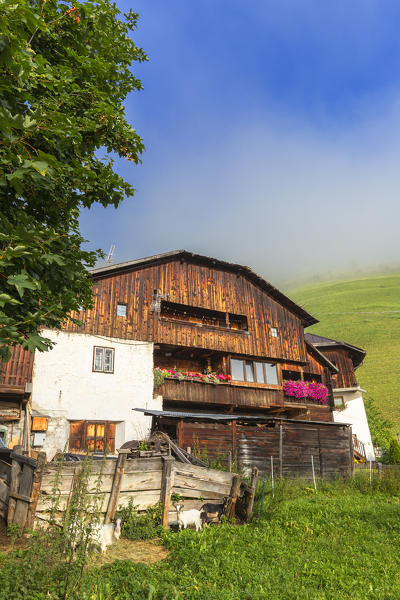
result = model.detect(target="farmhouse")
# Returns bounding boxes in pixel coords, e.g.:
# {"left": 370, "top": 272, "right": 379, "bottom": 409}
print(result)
{"left": 0, "top": 250, "right": 372, "bottom": 474}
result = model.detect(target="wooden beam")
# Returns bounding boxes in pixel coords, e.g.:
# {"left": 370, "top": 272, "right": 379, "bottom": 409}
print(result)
{"left": 227, "top": 475, "right": 241, "bottom": 520}
{"left": 26, "top": 451, "right": 46, "bottom": 530}
{"left": 161, "top": 456, "right": 174, "bottom": 528}
{"left": 105, "top": 451, "right": 127, "bottom": 523}
{"left": 246, "top": 467, "right": 258, "bottom": 519}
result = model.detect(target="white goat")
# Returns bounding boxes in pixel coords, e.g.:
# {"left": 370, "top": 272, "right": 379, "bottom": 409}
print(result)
{"left": 175, "top": 504, "right": 202, "bottom": 532}
{"left": 93, "top": 518, "right": 121, "bottom": 553}
{"left": 68, "top": 517, "right": 121, "bottom": 554}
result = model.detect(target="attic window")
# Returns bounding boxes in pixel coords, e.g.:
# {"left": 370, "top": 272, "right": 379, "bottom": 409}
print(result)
{"left": 160, "top": 301, "right": 248, "bottom": 331}
{"left": 117, "top": 303, "right": 127, "bottom": 317}
{"left": 271, "top": 327, "right": 278, "bottom": 337}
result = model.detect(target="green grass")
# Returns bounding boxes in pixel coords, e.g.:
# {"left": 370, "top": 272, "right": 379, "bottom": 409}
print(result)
{"left": 287, "top": 273, "right": 400, "bottom": 431}
{"left": 3, "top": 476, "right": 400, "bottom": 599}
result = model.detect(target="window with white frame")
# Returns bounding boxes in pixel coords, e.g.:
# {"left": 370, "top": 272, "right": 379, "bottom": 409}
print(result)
{"left": 271, "top": 327, "right": 278, "bottom": 337}
{"left": 231, "top": 358, "right": 278, "bottom": 385}
{"left": 93, "top": 347, "right": 114, "bottom": 373}
{"left": 117, "top": 303, "right": 127, "bottom": 317}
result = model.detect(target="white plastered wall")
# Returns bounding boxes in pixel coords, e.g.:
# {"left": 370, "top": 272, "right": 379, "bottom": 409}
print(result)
{"left": 332, "top": 388, "right": 375, "bottom": 461}
{"left": 31, "top": 330, "right": 161, "bottom": 459}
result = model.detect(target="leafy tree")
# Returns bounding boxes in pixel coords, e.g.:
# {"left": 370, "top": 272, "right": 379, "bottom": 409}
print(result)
{"left": 364, "top": 396, "right": 393, "bottom": 452}
{"left": 387, "top": 438, "right": 400, "bottom": 465}
{"left": 0, "top": 0, "right": 146, "bottom": 361}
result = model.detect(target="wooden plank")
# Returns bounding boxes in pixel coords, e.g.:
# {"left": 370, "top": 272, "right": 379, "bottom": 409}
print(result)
{"left": 173, "top": 475, "right": 231, "bottom": 496}
{"left": 246, "top": 467, "right": 258, "bottom": 519}
{"left": 105, "top": 452, "right": 126, "bottom": 523}
{"left": 26, "top": 452, "right": 46, "bottom": 530}
{"left": 172, "top": 486, "right": 226, "bottom": 500}
{"left": 173, "top": 462, "right": 234, "bottom": 484}
{"left": 36, "top": 489, "right": 162, "bottom": 513}
{"left": 160, "top": 456, "right": 174, "bottom": 529}
{"left": 12, "top": 463, "right": 34, "bottom": 529}
{"left": 227, "top": 475, "right": 241, "bottom": 519}
{"left": 7, "top": 446, "right": 22, "bottom": 524}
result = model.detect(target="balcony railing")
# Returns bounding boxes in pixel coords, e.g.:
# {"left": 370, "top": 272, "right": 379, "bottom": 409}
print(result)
{"left": 157, "top": 377, "right": 321, "bottom": 412}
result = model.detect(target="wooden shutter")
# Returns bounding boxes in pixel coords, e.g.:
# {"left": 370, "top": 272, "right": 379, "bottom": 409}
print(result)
{"left": 105, "top": 422, "right": 116, "bottom": 453}
{"left": 69, "top": 420, "right": 85, "bottom": 452}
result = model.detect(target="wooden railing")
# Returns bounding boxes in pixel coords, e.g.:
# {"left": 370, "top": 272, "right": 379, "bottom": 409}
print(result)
{"left": 353, "top": 434, "right": 366, "bottom": 460}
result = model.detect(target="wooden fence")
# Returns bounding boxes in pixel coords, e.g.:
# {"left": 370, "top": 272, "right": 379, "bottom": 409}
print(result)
{"left": 0, "top": 448, "right": 243, "bottom": 531}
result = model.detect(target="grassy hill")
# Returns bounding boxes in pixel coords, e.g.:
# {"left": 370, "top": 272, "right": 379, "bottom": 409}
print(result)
{"left": 287, "top": 273, "right": 400, "bottom": 432}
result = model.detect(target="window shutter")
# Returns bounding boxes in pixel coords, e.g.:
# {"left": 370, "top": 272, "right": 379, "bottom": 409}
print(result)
{"left": 69, "top": 421, "right": 85, "bottom": 452}
{"left": 105, "top": 422, "right": 116, "bottom": 453}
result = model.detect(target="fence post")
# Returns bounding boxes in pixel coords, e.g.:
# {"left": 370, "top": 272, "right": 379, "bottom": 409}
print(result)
{"left": 348, "top": 428, "right": 355, "bottom": 475}
{"left": 26, "top": 451, "right": 46, "bottom": 530}
{"left": 227, "top": 474, "right": 241, "bottom": 520}
{"left": 246, "top": 466, "right": 258, "bottom": 519}
{"left": 161, "top": 455, "right": 174, "bottom": 529}
{"left": 279, "top": 424, "right": 283, "bottom": 478}
{"left": 227, "top": 451, "right": 232, "bottom": 473}
{"left": 105, "top": 450, "right": 128, "bottom": 523}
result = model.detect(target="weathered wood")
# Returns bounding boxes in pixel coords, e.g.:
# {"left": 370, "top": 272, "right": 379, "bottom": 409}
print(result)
{"left": 246, "top": 467, "right": 258, "bottom": 519}
{"left": 105, "top": 452, "right": 127, "bottom": 523}
{"left": 227, "top": 475, "right": 241, "bottom": 520}
{"left": 7, "top": 446, "right": 23, "bottom": 525}
{"left": 12, "top": 462, "right": 34, "bottom": 529}
{"left": 26, "top": 452, "right": 46, "bottom": 530}
{"left": 173, "top": 475, "right": 231, "bottom": 496}
{"left": 172, "top": 486, "right": 227, "bottom": 500}
{"left": 160, "top": 456, "right": 174, "bottom": 529}
{"left": 9, "top": 452, "right": 37, "bottom": 468}
{"left": 174, "top": 462, "right": 233, "bottom": 484}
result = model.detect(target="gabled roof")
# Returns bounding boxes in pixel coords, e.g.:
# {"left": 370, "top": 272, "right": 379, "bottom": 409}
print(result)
{"left": 305, "top": 333, "right": 366, "bottom": 369}
{"left": 305, "top": 340, "right": 339, "bottom": 373}
{"left": 91, "top": 250, "right": 318, "bottom": 327}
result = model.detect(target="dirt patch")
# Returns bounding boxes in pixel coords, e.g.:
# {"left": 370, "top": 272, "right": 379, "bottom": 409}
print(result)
{"left": 88, "top": 538, "right": 169, "bottom": 567}
{"left": 0, "top": 520, "right": 29, "bottom": 554}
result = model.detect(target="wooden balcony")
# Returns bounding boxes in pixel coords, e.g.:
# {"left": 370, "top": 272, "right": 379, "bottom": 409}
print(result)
{"left": 157, "top": 378, "right": 313, "bottom": 415}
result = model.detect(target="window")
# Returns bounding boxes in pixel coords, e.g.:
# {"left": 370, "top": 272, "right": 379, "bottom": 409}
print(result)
{"left": 117, "top": 303, "right": 127, "bottom": 317}
{"left": 93, "top": 347, "right": 114, "bottom": 373}
{"left": 334, "top": 396, "right": 344, "bottom": 408}
{"left": 69, "top": 421, "right": 116, "bottom": 453}
{"left": 231, "top": 358, "right": 278, "bottom": 385}
{"left": 271, "top": 327, "right": 278, "bottom": 338}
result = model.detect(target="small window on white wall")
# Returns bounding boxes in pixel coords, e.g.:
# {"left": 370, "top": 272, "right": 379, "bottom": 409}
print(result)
{"left": 93, "top": 347, "right": 114, "bottom": 373}
{"left": 117, "top": 303, "right": 127, "bottom": 317}
{"left": 271, "top": 327, "right": 278, "bottom": 337}
{"left": 334, "top": 396, "right": 344, "bottom": 408}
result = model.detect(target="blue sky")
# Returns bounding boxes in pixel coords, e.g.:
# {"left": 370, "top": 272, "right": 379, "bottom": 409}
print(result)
{"left": 80, "top": 0, "right": 400, "bottom": 284}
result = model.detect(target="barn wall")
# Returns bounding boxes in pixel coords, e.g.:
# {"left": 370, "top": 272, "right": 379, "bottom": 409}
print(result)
{"left": 178, "top": 420, "right": 351, "bottom": 477}
{"left": 322, "top": 348, "right": 358, "bottom": 388}
{"left": 64, "top": 260, "right": 307, "bottom": 363}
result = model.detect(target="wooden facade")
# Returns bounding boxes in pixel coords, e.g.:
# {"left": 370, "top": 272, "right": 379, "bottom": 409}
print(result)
{"left": 322, "top": 348, "right": 358, "bottom": 389}
{"left": 66, "top": 254, "right": 314, "bottom": 363}
{"left": 0, "top": 251, "right": 364, "bottom": 470}
{"left": 174, "top": 418, "right": 352, "bottom": 477}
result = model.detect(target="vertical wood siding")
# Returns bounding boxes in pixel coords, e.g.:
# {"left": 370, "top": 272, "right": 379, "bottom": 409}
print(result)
{"left": 321, "top": 348, "right": 358, "bottom": 388}
{"left": 179, "top": 420, "right": 351, "bottom": 477}
{"left": 64, "top": 260, "right": 307, "bottom": 363}
{"left": 0, "top": 347, "right": 33, "bottom": 388}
